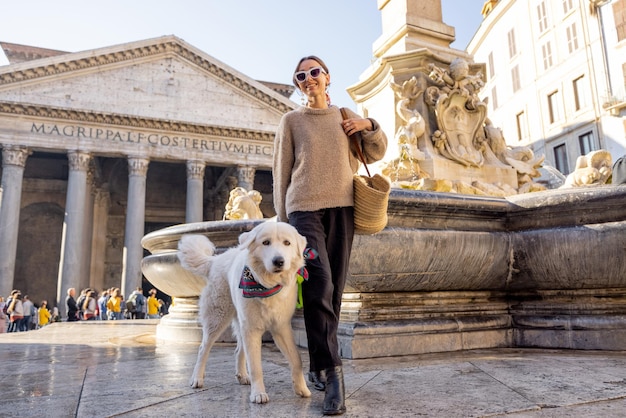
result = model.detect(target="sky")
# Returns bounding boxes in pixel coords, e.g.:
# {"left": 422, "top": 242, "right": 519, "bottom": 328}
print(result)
{"left": 0, "top": 0, "right": 486, "bottom": 110}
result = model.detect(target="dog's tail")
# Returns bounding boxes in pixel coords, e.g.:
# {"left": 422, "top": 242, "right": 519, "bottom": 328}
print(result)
{"left": 177, "top": 234, "right": 216, "bottom": 278}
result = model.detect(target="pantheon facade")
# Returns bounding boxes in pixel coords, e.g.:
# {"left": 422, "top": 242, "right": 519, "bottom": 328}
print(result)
{"left": 0, "top": 36, "right": 295, "bottom": 316}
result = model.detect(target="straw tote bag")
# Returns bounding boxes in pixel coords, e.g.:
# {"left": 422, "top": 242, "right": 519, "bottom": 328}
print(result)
{"left": 341, "top": 108, "right": 391, "bottom": 235}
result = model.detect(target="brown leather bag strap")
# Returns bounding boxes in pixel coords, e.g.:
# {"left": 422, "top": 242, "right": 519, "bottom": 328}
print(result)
{"left": 340, "top": 107, "right": 371, "bottom": 177}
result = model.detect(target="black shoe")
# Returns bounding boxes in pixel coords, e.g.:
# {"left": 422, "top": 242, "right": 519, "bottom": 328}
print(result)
{"left": 323, "top": 366, "right": 346, "bottom": 415}
{"left": 308, "top": 370, "right": 326, "bottom": 391}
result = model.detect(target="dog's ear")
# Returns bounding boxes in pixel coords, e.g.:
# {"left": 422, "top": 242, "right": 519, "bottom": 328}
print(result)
{"left": 295, "top": 233, "right": 307, "bottom": 259}
{"left": 238, "top": 228, "right": 257, "bottom": 248}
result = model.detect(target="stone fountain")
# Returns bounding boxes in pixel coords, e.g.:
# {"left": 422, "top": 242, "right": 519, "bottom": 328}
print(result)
{"left": 141, "top": 0, "right": 626, "bottom": 357}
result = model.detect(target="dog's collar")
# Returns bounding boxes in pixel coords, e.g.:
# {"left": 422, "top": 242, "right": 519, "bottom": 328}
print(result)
{"left": 239, "top": 266, "right": 282, "bottom": 298}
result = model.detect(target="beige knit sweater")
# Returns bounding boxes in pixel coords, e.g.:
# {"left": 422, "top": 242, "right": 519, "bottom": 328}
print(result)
{"left": 273, "top": 105, "right": 388, "bottom": 222}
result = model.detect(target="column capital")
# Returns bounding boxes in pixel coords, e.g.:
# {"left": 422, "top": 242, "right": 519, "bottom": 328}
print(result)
{"left": 2, "top": 145, "right": 31, "bottom": 168}
{"left": 186, "top": 160, "right": 206, "bottom": 181}
{"left": 67, "top": 150, "right": 92, "bottom": 171}
{"left": 128, "top": 157, "right": 150, "bottom": 177}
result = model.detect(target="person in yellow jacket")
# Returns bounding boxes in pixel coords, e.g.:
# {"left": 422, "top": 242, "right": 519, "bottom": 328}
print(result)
{"left": 38, "top": 300, "right": 51, "bottom": 327}
{"left": 146, "top": 288, "right": 161, "bottom": 319}
{"left": 106, "top": 288, "right": 123, "bottom": 320}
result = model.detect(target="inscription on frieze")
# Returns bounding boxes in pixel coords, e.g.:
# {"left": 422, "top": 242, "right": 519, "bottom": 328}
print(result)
{"left": 29, "top": 123, "right": 273, "bottom": 156}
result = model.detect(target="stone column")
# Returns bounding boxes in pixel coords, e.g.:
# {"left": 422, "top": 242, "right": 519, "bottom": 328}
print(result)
{"left": 237, "top": 165, "right": 256, "bottom": 191}
{"left": 121, "top": 157, "right": 149, "bottom": 298}
{"left": 89, "top": 188, "right": 110, "bottom": 292}
{"left": 57, "top": 151, "right": 92, "bottom": 318}
{"left": 186, "top": 160, "right": 206, "bottom": 223}
{"left": 0, "top": 146, "right": 31, "bottom": 299}
{"left": 79, "top": 165, "right": 95, "bottom": 291}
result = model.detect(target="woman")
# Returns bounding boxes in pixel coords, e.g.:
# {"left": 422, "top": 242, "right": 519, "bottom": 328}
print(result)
{"left": 273, "top": 55, "right": 387, "bottom": 416}
{"left": 146, "top": 288, "right": 161, "bottom": 319}
{"left": 106, "top": 288, "right": 123, "bottom": 320}
{"left": 38, "top": 300, "right": 51, "bottom": 327}
{"left": 7, "top": 292, "right": 25, "bottom": 332}
{"left": 82, "top": 290, "right": 98, "bottom": 320}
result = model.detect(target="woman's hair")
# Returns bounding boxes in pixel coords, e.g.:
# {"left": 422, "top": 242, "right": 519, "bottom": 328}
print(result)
{"left": 292, "top": 55, "right": 329, "bottom": 86}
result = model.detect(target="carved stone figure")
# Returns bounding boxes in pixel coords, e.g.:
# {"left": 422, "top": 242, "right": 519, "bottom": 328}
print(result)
{"left": 561, "top": 150, "right": 612, "bottom": 188}
{"left": 223, "top": 187, "right": 264, "bottom": 220}
{"left": 380, "top": 57, "right": 548, "bottom": 196}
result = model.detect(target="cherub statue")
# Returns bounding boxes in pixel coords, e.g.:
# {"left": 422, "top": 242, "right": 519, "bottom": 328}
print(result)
{"left": 428, "top": 58, "right": 484, "bottom": 98}
{"left": 561, "top": 150, "right": 612, "bottom": 188}
{"left": 223, "top": 187, "right": 264, "bottom": 220}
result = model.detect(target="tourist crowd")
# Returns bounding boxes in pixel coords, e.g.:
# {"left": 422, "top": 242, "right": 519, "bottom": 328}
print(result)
{"left": 0, "top": 287, "right": 168, "bottom": 333}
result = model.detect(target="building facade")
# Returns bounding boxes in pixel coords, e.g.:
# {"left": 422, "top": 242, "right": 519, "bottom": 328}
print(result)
{"left": 468, "top": 0, "right": 626, "bottom": 174}
{"left": 0, "top": 36, "right": 295, "bottom": 316}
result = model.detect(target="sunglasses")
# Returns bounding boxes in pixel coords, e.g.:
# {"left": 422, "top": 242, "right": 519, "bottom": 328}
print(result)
{"left": 294, "top": 66, "right": 326, "bottom": 83}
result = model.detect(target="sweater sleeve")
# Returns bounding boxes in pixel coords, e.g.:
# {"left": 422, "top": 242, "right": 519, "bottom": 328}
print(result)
{"left": 272, "top": 115, "right": 294, "bottom": 222}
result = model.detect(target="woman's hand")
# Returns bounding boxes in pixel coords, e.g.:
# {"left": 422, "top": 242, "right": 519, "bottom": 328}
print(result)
{"left": 342, "top": 117, "right": 373, "bottom": 136}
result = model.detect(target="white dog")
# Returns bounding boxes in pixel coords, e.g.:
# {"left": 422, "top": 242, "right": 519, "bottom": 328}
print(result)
{"left": 178, "top": 222, "right": 311, "bottom": 404}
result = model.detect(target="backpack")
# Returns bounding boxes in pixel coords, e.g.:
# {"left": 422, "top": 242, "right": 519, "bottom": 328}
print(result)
{"left": 77, "top": 294, "right": 86, "bottom": 311}
{"left": 126, "top": 300, "right": 136, "bottom": 313}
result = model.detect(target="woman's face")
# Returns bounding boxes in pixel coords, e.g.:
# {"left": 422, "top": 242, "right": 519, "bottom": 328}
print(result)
{"left": 296, "top": 59, "right": 329, "bottom": 98}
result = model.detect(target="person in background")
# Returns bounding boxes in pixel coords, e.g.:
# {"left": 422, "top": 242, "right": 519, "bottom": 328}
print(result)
{"left": 0, "top": 296, "right": 7, "bottom": 333}
{"left": 5, "top": 290, "right": 19, "bottom": 332}
{"left": 51, "top": 307, "right": 61, "bottom": 323}
{"left": 7, "top": 292, "right": 24, "bottom": 332}
{"left": 82, "top": 290, "right": 98, "bottom": 320}
{"left": 97, "top": 290, "right": 109, "bottom": 320}
{"left": 127, "top": 287, "right": 146, "bottom": 319}
{"left": 38, "top": 300, "right": 51, "bottom": 328}
{"left": 106, "top": 288, "right": 123, "bottom": 320}
{"left": 66, "top": 288, "right": 79, "bottom": 321}
{"left": 21, "top": 295, "right": 34, "bottom": 331}
{"left": 272, "top": 55, "right": 387, "bottom": 416}
{"left": 76, "top": 288, "right": 89, "bottom": 320}
{"left": 146, "top": 288, "right": 161, "bottom": 319}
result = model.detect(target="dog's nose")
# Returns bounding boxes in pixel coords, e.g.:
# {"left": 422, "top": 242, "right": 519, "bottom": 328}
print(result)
{"left": 273, "top": 256, "right": 284, "bottom": 268}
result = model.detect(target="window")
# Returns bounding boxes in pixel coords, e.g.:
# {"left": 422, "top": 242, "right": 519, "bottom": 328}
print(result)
{"left": 507, "top": 29, "right": 517, "bottom": 58}
{"left": 579, "top": 131, "right": 595, "bottom": 154}
{"left": 562, "top": 0, "right": 574, "bottom": 14}
{"left": 537, "top": 2, "right": 548, "bottom": 33}
{"left": 548, "top": 90, "right": 561, "bottom": 124}
{"left": 511, "top": 65, "right": 521, "bottom": 92}
{"left": 572, "top": 75, "right": 587, "bottom": 111}
{"left": 614, "top": 0, "right": 626, "bottom": 42}
{"left": 542, "top": 42, "right": 553, "bottom": 70}
{"left": 516, "top": 111, "right": 528, "bottom": 141}
{"left": 491, "top": 86, "right": 498, "bottom": 110}
{"left": 488, "top": 52, "right": 495, "bottom": 79}
{"left": 554, "top": 144, "right": 569, "bottom": 173}
{"left": 566, "top": 22, "right": 579, "bottom": 53}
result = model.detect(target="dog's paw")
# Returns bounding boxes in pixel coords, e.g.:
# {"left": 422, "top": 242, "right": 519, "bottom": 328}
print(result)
{"left": 250, "top": 391, "right": 270, "bottom": 404}
{"left": 295, "top": 384, "right": 311, "bottom": 398}
{"left": 236, "top": 373, "right": 250, "bottom": 385}
{"left": 190, "top": 375, "right": 204, "bottom": 389}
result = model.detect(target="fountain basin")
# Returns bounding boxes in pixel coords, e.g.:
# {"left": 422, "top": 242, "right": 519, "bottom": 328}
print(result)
{"left": 142, "top": 186, "right": 626, "bottom": 357}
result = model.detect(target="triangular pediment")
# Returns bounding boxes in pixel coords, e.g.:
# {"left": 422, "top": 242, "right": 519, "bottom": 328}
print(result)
{"left": 0, "top": 35, "right": 295, "bottom": 133}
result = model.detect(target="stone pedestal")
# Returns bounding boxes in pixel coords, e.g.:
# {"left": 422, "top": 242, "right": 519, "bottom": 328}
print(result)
{"left": 156, "top": 296, "right": 202, "bottom": 342}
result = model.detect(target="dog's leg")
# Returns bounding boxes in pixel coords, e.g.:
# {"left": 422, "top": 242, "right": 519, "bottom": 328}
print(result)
{"left": 232, "top": 320, "right": 249, "bottom": 385}
{"left": 190, "top": 305, "right": 235, "bottom": 388}
{"left": 240, "top": 328, "right": 269, "bottom": 403}
{"left": 272, "top": 325, "right": 311, "bottom": 398}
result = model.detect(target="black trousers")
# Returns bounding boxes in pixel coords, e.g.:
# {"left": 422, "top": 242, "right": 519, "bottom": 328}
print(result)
{"left": 289, "top": 207, "right": 354, "bottom": 372}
